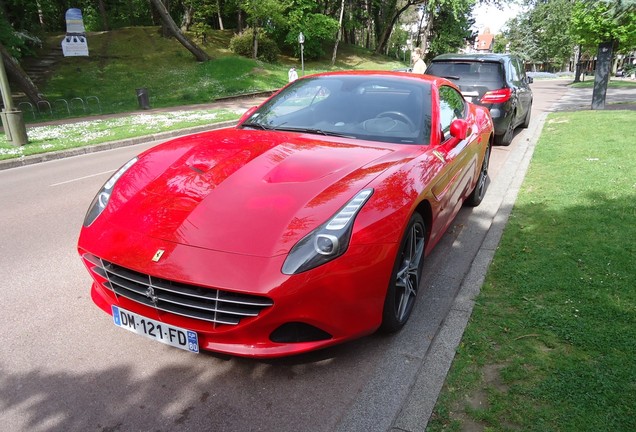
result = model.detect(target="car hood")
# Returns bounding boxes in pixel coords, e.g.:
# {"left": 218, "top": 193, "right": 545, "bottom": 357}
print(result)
{"left": 106, "top": 128, "right": 404, "bottom": 257}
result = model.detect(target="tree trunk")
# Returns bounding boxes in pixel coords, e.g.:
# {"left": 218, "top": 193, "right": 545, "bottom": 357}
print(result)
{"left": 420, "top": 8, "right": 433, "bottom": 54}
{"left": 97, "top": 0, "right": 110, "bottom": 31}
{"left": 0, "top": 42, "right": 43, "bottom": 105}
{"left": 252, "top": 25, "right": 258, "bottom": 59}
{"left": 216, "top": 0, "right": 224, "bottom": 30}
{"left": 237, "top": 8, "right": 244, "bottom": 33}
{"left": 415, "top": 7, "right": 425, "bottom": 47}
{"left": 573, "top": 45, "right": 582, "bottom": 83}
{"left": 148, "top": 0, "right": 211, "bottom": 62}
{"left": 374, "top": 2, "right": 412, "bottom": 54}
{"left": 331, "top": 0, "right": 345, "bottom": 65}
{"left": 35, "top": 0, "right": 46, "bottom": 28}
{"left": 181, "top": 5, "right": 194, "bottom": 31}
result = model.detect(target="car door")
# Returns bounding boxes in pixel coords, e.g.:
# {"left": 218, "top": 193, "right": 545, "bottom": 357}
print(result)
{"left": 429, "top": 86, "right": 477, "bottom": 239}
{"left": 509, "top": 57, "right": 532, "bottom": 125}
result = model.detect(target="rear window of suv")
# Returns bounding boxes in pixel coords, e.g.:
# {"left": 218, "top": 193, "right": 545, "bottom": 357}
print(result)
{"left": 427, "top": 61, "right": 505, "bottom": 90}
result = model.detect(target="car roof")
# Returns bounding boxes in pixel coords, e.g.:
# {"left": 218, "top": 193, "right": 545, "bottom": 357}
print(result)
{"left": 430, "top": 53, "right": 514, "bottom": 64}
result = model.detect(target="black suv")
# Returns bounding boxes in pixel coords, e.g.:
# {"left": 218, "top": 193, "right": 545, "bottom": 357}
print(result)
{"left": 426, "top": 53, "right": 533, "bottom": 146}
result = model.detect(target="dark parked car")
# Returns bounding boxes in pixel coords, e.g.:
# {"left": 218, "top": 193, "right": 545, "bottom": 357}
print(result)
{"left": 426, "top": 53, "right": 533, "bottom": 145}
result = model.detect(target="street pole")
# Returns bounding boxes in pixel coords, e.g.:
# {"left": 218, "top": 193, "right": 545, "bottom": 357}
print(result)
{"left": 0, "top": 54, "right": 28, "bottom": 146}
{"left": 298, "top": 32, "right": 305, "bottom": 76}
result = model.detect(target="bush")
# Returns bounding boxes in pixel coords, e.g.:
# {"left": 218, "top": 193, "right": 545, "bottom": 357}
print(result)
{"left": 190, "top": 23, "right": 213, "bottom": 44}
{"left": 229, "top": 28, "right": 279, "bottom": 63}
{"left": 623, "top": 63, "right": 636, "bottom": 75}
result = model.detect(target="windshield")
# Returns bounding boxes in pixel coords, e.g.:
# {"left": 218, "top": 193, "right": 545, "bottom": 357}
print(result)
{"left": 241, "top": 75, "right": 432, "bottom": 144}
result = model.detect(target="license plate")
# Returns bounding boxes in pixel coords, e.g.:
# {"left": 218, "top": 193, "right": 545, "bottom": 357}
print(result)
{"left": 112, "top": 306, "right": 199, "bottom": 353}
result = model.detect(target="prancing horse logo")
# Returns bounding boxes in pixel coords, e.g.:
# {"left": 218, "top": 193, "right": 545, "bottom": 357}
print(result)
{"left": 145, "top": 286, "right": 158, "bottom": 305}
{"left": 152, "top": 249, "right": 165, "bottom": 262}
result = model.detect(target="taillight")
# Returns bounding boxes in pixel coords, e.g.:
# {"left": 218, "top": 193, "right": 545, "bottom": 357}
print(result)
{"left": 480, "top": 88, "right": 512, "bottom": 104}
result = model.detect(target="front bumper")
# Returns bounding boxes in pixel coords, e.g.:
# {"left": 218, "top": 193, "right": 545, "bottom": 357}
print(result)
{"left": 78, "top": 225, "right": 397, "bottom": 358}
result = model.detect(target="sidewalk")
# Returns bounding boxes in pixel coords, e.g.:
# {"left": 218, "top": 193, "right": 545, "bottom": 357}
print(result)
{"left": 552, "top": 85, "right": 636, "bottom": 111}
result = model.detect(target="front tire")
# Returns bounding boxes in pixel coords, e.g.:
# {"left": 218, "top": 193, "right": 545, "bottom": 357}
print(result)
{"left": 380, "top": 213, "right": 426, "bottom": 333}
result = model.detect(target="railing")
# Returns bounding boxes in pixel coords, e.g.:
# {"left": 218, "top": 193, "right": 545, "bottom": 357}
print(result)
{"left": 16, "top": 96, "right": 102, "bottom": 121}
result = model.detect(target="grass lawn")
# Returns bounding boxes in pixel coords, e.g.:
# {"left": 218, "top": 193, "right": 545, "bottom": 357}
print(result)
{"left": 570, "top": 79, "right": 636, "bottom": 88}
{"left": 27, "top": 27, "right": 405, "bottom": 121}
{"left": 0, "top": 108, "right": 242, "bottom": 160}
{"left": 1, "top": 27, "right": 406, "bottom": 159}
{"left": 427, "top": 110, "right": 636, "bottom": 431}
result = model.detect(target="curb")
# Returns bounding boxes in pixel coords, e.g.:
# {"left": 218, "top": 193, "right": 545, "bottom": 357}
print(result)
{"left": 391, "top": 111, "right": 549, "bottom": 431}
{"left": 0, "top": 119, "right": 238, "bottom": 171}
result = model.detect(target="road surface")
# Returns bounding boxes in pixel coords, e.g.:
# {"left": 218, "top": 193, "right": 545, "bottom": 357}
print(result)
{"left": 0, "top": 80, "right": 571, "bottom": 432}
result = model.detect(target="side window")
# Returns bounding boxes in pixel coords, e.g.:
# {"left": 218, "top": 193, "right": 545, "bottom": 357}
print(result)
{"left": 439, "top": 86, "right": 465, "bottom": 140}
{"left": 510, "top": 58, "right": 523, "bottom": 85}
{"left": 516, "top": 59, "right": 528, "bottom": 85}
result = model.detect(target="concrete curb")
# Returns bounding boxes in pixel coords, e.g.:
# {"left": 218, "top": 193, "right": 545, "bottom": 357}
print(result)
{"left": 0, "top": 120, "right": 237, "bottom": 171}
{"left": 391, "top": 111, "right": 549, "bottom": 431}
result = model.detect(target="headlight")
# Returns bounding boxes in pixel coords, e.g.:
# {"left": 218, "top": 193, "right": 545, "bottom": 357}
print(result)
{"left": 282, "top": 189, "right": 373, "bottom": 275}
{"left": 83, "top": 157, "right": 138, "bottom": 226}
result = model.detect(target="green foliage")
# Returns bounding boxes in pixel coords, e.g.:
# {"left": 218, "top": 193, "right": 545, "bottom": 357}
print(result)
{"left": 190, "top": 22, "right": 214, "bottom": 43}
{"left": 503, "top": 0, "right": 575, "bottom": 70}
{"left": 387, "top": 26, "right": 409, "bottom": 60}
{"left": 284, "top": 12, "right": 339, "bottom": 60}
{"left": 0, "top": 16, "right": 29, "bottom": 58}
{"left": 571, "top": 0, "right": 636, "bottom": 51}
{"left": 229, "top": 28, "right": 280, "bottom": 62}
{"left": 426, "top": 0, "right": 476, "bottom": 62}
{"left": 623, "top": 62, "right": 636, "bottom": 75}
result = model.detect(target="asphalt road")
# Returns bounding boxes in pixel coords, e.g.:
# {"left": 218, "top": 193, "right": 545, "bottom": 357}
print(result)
{"left": 0, "top": 80, "right": 572, "bottom": 432}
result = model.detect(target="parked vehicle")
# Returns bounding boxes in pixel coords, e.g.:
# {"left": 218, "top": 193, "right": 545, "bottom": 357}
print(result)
{"left": 426, "top": 53, "right": 533, "bottom": 145}
{"left": 77, "top": 71, "right": 494, "bottom": 358}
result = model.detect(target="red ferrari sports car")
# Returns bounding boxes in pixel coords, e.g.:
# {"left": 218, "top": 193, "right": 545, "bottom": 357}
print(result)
{"left": 78, "top": 71, "right": 493, "bottom": 358}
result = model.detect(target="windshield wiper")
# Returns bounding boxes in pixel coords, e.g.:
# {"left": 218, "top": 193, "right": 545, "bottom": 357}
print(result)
{"left": 241, "top": 122, "right": 271, "bottom": 130}
{"left": 272, "top": 126, "right": 356, "bottom": 139}
{"left": 441, "top": 75, "right": 460, "bottom": 81}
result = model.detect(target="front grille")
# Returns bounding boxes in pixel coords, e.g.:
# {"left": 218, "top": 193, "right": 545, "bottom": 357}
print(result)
{"left": 84, "top": 253, "right": 273, "bottom": 326}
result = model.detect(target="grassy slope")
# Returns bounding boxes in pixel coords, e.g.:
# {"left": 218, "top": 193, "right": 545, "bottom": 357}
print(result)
{"left": 39, "top": 27, "right": 406, "bottom": 116}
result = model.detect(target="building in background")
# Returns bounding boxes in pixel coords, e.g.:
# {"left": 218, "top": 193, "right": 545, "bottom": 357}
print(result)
{"left": 474, "top": 28, "right": 494, "bottom": 53}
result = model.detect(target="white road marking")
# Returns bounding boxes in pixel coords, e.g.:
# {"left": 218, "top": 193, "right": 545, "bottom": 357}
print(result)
{"left": 50, "top": 169, "right": 115, "bottom": 187}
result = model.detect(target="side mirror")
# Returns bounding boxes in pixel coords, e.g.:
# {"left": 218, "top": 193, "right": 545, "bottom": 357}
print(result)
{"left": 450, "top": 119, "right": 469, "bottom": 140}
{"left": 527, "top": 76, "right": 534, "bottom": 84}
{"left": 237, "top": 106, "right": 258, "bottom": 125}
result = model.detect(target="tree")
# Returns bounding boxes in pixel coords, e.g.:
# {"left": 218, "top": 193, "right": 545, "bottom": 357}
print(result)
{"left": 331, "top": 0, "right": 345, "bottom": 65}
{"left": 239, "top": 0, "right": 285, "bottom": 59}
{"left": 571, "top": 0, "right": 636, "bottom": 104}
{"left": 148, "top": 0, "right": 211, "bottom": 61}
{"left": 281, "top": 0, "right": 338, "bottom": 60}
{"left": 571, "top": 0, "right": 636, "bottom": 50}
{"left": 425, "top": 0, "right": 476, "bottom": 61}
{"left": 0, "top": 41, "right": 43, "bottom": 104}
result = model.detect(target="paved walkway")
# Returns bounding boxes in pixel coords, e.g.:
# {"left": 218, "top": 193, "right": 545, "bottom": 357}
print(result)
{"left": 551, "top": 85, "right": 636, "bottom": 111}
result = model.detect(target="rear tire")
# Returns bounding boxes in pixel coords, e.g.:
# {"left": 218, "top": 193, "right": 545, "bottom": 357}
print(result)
{"left": 380, "top": 213, "right": 426, "bottom": 333}
{"left": 521, "top": 103, "right": 532, "bottom": 129}
{"left": 495, "top": 115, "right": 515, "bottom": 146}
{"left": 466, "top": 142, "right": 491, "bottom": 207}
